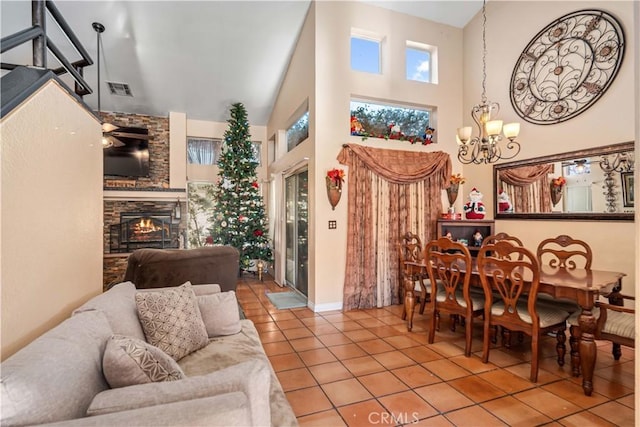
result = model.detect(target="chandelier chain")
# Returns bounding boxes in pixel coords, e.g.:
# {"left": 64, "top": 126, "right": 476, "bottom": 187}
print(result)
{"left": 481, "top": 0, "right": 487, "bottom": 104}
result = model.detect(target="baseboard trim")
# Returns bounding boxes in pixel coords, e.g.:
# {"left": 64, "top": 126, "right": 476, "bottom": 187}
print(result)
{"left": 308, "top": 301, "right": 343, "bottom": 312}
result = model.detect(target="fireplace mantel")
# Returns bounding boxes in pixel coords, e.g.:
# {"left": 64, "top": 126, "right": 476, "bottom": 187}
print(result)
{"left": 104, "top": 189, "right": 186, "bottom": 202}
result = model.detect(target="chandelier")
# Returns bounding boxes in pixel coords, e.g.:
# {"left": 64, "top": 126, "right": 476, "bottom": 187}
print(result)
{"left": 456, "top": 0, "right": 521, "bottom": 165}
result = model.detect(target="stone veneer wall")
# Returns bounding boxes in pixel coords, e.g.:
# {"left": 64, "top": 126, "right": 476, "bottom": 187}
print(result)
{"left": 101, "top": 112, "right": 169, "bottom": 189}
{"left": 102, "top": 111, "right": 185, "bottom": 288}
{"left": 103, "top": 255, "right": 129, "bottom": 290}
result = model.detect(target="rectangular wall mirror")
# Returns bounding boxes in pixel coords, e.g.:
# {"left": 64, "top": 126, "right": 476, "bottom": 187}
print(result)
{"left": 493, "top": 141, "right": 634, "bottom": 221}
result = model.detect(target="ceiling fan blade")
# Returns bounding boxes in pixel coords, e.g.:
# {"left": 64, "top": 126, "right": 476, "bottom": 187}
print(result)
{"left": 102, "top": 123, "right": 118, "bottom": 133}
{"left": 108, "top": 131, "right": 151, "bottom": 140}
{"left": 106, "top": 135, "right": 126, "bottom": 148}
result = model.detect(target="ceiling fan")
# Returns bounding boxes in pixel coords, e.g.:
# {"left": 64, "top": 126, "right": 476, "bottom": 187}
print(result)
{"left": 102, "top": 123, "right": 150, "bottom": 148}
{"left": 93, "top": 22, "right": 151, "bottom": 149}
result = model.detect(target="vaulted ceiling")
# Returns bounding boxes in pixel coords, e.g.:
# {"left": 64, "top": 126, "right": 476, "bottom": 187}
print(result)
{"left": 1, "top": 1, "right": 482, "bottom": 125}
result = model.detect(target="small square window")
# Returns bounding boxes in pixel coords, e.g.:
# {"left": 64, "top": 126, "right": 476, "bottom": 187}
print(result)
{"left": 351, "top": 36, "right": 380, "bottom": 74}
{"left": 406, "top": 41, "right": 437, "bottom": 84}
{"left": 406, "top": 48, "right": 430, "bottom": 82}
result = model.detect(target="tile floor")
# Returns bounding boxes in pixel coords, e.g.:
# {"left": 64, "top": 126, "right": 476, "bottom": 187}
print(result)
{"left": 236, "top": 276, "right": 635, "bottom": 426}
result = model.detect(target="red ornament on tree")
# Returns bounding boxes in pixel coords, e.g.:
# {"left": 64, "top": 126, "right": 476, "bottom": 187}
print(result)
{"left": 252, "top": 181, "right": 259, "bottom": 188}
{"left": 254, "top": 229, "right": 263, "bottom": 237}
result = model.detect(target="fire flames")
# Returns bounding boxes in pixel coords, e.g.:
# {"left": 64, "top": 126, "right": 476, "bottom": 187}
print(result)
{"left": 134, "top": 218, "right": 161, "bottom": 234}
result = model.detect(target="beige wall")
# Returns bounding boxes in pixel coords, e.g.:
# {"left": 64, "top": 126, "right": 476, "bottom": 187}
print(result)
{"left": 461, "top": 1, "right": 636, "bottom": 294}
{"left": 314, "top": 1, "right": 464, "bottom": 308}
{"left": 1, "top": 81, "right": 104, "bottom": 360}
{"left": 267, "top": 3, "right": 317, "bottom": 300}
{"left": 268, "top": 2, "right": 464, "bottom": 309}
{"left": 268, "top": 0, "right": 636, "bottom": 309}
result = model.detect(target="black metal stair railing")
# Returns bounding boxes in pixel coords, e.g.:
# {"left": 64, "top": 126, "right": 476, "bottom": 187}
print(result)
{"left": 1, "top": 0, "right": 93, "bottom": 96}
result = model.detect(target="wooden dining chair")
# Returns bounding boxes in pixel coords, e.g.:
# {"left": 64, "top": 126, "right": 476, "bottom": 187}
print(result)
{"left": 397, "top": 232, "right": 430, "bottom": 318}
{"left": 480, "top": 232, "right": 525, "bottom": 346}
{"left": 424, "top": 238, "right": 484, "bottom": 357}
{"left": 478, "top": 241, "right": 570, "bottom": 382}
{"left": 536, "top": 234, "right": 592, "bottom": 270}
{"left": 566, "top": 292, "right": 635, "bottom": 376}
{"left": 483, "top": 232, "right": 524, "bottom": 249}
{"left": 536, "top": 234, "right": 592, "bottom": 360}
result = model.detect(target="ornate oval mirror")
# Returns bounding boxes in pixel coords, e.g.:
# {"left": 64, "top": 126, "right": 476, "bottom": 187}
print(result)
{"left": 493, "top": 141, "right": 634, "bottom": 221}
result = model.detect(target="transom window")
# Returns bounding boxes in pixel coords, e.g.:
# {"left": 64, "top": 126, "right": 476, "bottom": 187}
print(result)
{"left": 350, "top": 99, "right": 436, "bottom": 145}
{"left": 187, "top": 137, "right": 261, "bottom": 165}
{"left": 287, "top": 110, "right": 309, "bottom": 152}
{"left": 187, "top": 137, "right": 221, "bottom": 165}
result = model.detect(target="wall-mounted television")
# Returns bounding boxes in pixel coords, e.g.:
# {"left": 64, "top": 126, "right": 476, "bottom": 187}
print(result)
{"left": 103, "top": 127, "right": 150, "bottom": 177}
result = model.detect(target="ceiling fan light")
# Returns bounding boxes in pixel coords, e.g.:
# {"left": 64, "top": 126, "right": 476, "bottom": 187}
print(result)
{"left": 102, "top": 136, "right": 113, "bottom": 148}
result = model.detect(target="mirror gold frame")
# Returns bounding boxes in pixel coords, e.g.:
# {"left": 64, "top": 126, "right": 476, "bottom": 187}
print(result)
{"left": 493, "top": 141, "right": 634, "bottom": 221}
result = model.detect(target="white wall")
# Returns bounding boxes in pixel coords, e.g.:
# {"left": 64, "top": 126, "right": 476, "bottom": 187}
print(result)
{"left": 1, "top": 81, "right": 103, "bottom": 360}
{"left": 461, "top": 1, "right": 636, "bottom": 294}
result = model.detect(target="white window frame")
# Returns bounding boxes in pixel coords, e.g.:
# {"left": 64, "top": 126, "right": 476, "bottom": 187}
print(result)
{"left": 406, "top": 40, "right": 438, "bottom": 84}
{"left": 350, "top": 28, "right": 384, "bottom": 74}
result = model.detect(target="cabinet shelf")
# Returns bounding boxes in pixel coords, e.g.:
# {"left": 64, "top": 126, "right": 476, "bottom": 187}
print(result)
{"left": 437, "top": 219, "right": 495, "bottom": 256}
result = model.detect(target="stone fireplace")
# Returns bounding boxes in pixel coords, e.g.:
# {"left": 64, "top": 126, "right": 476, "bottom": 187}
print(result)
{"left": 109, "top": 211, "right": 177, "bottom": 253}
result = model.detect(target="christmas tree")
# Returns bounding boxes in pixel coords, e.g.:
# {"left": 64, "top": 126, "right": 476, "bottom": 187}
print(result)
{"left": 210, "top": 103, "right": 273, "bottom": 269}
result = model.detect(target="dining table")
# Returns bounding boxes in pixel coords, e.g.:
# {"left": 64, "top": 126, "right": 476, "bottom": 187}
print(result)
{"left": 403, "top": 260, "right": 626, "bottom": 396}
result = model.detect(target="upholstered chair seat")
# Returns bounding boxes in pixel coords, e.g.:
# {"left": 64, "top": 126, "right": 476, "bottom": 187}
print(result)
{"left": 491, "top": 302, "right": 569, "bottom": 327}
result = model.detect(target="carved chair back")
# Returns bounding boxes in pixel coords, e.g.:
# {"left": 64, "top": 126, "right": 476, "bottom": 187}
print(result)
{"left": 424, "top": 237, "right": 480, "bottom": 357}
{"left": 478, "top": 240, "right": 569, "bottom": 382}
{"left": 482, "top": 232, "right": 524, "bottom": 260}
{"left": 536, "top": 234, "right": 592, "bottom": 269}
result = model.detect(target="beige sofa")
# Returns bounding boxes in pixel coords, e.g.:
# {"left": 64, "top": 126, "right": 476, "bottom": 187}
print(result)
{"left": 0, "top": 282, "right": 297, "bottom": 426}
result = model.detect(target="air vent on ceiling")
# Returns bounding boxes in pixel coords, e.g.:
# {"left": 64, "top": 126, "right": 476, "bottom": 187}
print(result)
{"left": 106, "top": 81, "right": 133, "bottom": 97}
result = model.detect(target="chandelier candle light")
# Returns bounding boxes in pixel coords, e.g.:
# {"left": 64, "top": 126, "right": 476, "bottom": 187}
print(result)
{"left": 456, "top": 0, "right": 521, "bottom": 164}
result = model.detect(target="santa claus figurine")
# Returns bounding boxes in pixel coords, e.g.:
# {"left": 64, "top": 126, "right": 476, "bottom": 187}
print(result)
{"left": 464, "top": 188, "right": 486, "bottom": 219}
{"left": 497, "top": 189, "right": 513, "bottom": 213}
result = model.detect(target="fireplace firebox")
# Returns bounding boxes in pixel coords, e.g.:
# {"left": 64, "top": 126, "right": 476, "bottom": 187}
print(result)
{"left": 110, "top": 211, "right": 178, "bottom": 253}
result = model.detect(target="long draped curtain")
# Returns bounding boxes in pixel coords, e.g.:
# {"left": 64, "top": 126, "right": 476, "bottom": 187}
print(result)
{"left": 337, "top": 144, "right": 451, "bottom": 310}
{"left": 498, "top": 164, "right": 554, "bottom": 213}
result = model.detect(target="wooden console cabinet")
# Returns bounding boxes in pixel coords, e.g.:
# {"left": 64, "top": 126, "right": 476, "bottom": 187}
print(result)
{"left": 437, "top": 219, "right": 495, "bottom": 257}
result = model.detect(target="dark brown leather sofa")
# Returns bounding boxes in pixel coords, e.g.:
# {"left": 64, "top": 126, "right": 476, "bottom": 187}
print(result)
{"left": 123, "top": 246, "right": 240, "bottom": 292}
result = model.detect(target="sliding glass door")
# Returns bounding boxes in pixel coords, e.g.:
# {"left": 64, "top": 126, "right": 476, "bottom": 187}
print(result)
{"left": 284, "top": 169, "right": 308, "bottom": 296}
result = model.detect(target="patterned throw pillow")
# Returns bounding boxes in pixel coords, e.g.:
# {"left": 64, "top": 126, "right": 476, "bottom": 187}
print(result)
{"left": 135, "top": 283, "right": 209, "bottom": 361}
{"left": 103, "top": 335, "right": 185, "bottom": 389}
